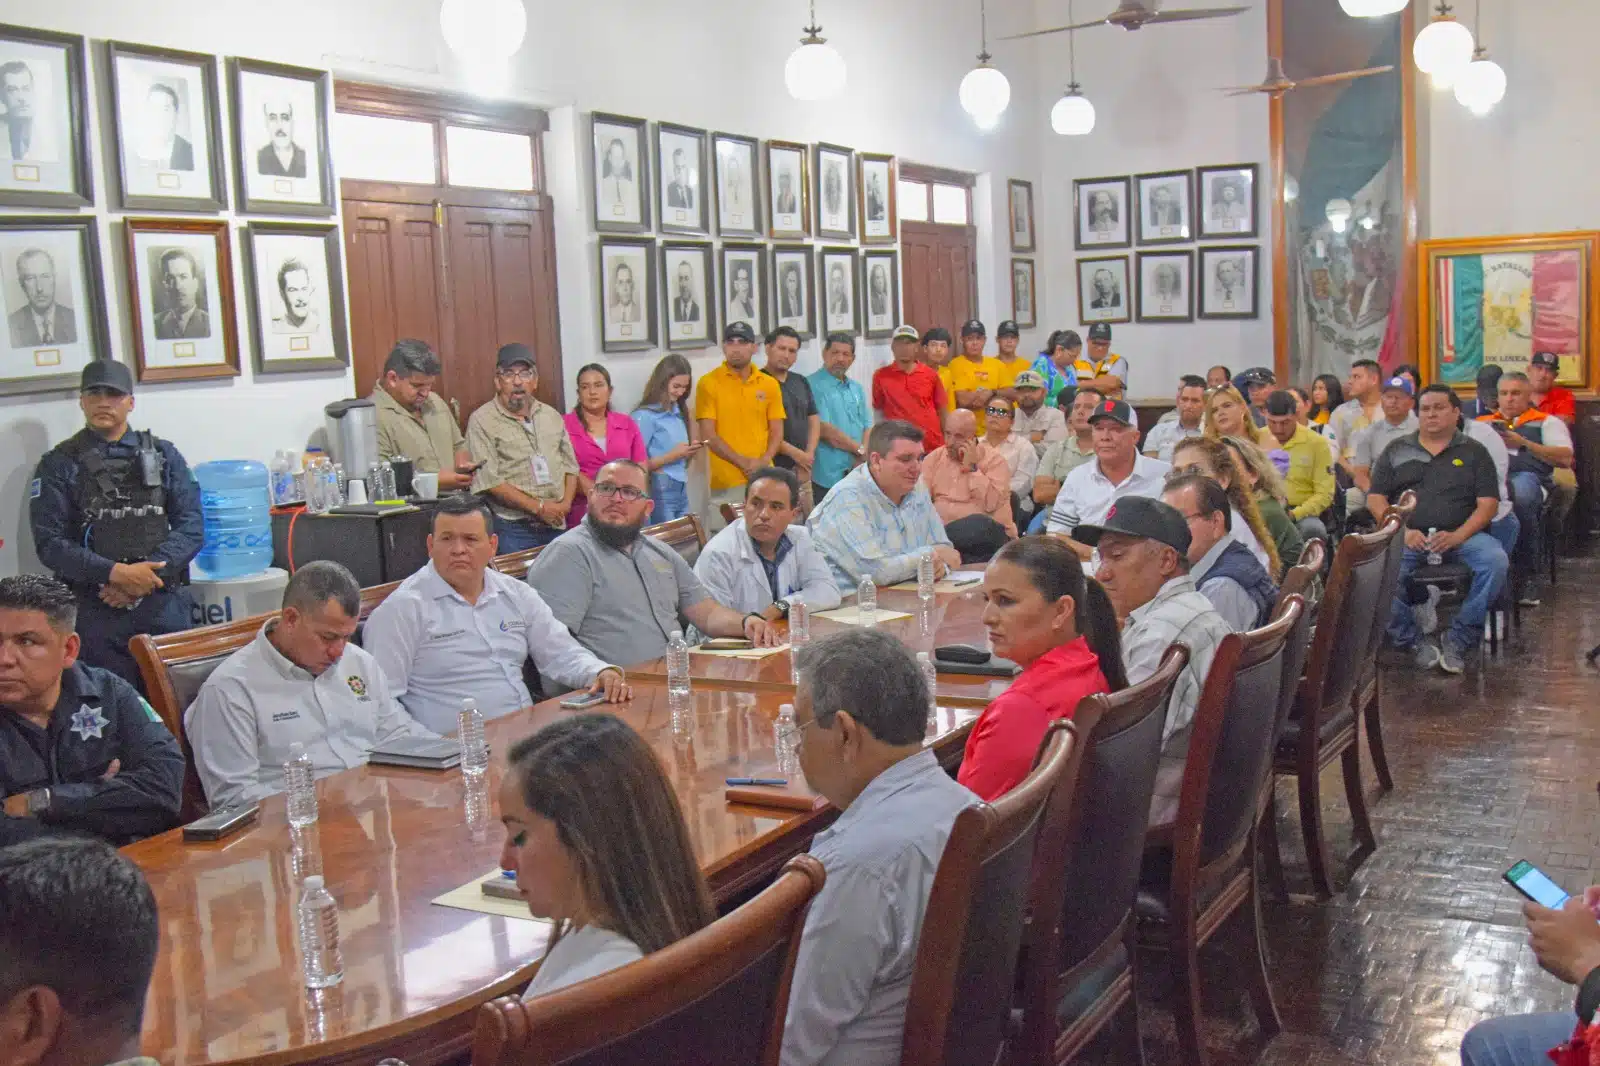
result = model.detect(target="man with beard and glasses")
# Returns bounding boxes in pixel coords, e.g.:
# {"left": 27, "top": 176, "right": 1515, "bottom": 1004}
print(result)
{"left": 527, "top": 459, "right": 778, "bottom": 673}
{"left": 466, "top": 343, "right": 579, "bottom": 552}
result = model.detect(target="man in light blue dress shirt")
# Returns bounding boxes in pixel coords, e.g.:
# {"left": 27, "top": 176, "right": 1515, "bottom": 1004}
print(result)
{"left": 695, "top": 467, "right": 840, "bottom": 622}
{"left": 782, "top": 630, "right": 978, "bottom": 1066}
{"left": 807, "top": 334, "right": 872, "bottom": 504}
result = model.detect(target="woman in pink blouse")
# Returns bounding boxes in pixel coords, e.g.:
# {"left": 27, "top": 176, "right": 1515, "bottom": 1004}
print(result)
{"left": 564, "top": 363, "right": 647, "bottom": 527}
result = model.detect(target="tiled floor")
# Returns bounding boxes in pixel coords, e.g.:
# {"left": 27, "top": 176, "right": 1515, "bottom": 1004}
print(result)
{"left": 1125, "top": 554, "right": 1600, "bottom": 1066}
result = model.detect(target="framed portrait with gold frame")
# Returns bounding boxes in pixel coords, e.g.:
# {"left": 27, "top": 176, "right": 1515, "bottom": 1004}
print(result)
{"left": 1418, "top": 231, "right": 1600, "bottom": 392}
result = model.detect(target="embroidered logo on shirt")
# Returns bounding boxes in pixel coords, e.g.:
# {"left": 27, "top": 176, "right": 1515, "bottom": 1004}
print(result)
{"left": 69, "top": 704, "right": 108, "bottom": 741}
{"left": 346, "top": 675, "right": 369, "bottom": 698}
{"left": 755, "top": 391, "right": 768, "bottom": 402}
{"left": 499, "top": 620, "right": 527, "bottom": 632}
{"left": 1452, "top": 458, "right": 1464, "bottom": 466}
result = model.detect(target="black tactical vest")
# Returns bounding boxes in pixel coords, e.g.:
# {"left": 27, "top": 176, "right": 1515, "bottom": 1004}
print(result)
{"left": 66, "top": 429, "right": 170, "bottom": 562}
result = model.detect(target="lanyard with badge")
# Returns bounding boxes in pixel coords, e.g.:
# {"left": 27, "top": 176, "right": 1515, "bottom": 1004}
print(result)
{"left": 524, "top": 418, "right": 553, "bottom": 487}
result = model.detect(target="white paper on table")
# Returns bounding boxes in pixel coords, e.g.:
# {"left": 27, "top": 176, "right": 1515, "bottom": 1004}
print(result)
{"left": 692, "top": 643, "right": 790, "bottom": 660}
{"left": 813, "top": 606, "right": 914, "bottom": 625}
{"left": 432, "top": 870, "right": 556, "bottom": 925}
{"left": 887, "top": 570, "right": 985, "bottom": 593}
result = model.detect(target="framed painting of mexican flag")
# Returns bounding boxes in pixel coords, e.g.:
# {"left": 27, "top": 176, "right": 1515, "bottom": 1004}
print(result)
{"left": 1419, "top": 232, "right": 1600, "bottom": 392}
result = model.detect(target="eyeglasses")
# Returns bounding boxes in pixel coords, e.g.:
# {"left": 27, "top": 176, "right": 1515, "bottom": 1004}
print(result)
{"left": 497, "top": 368, "right": 536, "bottom": 382}
{"left": 786, "top": 716, "right": 814, "bottom": 754}
{"left": 592, "top": 482, "right": 645, "bottom": 501}
{"left": 985, "top": 406, "right": 1012, "bottom": 417}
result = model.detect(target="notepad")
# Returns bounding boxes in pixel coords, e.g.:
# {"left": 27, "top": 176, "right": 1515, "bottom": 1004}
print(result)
{"left": 367, "top": 736, "right": 463, "bottom": 770}
{"left": 812, "top": 606, "right": 913, "bottom": 626}
{"left": 693, "top": 643, "right": 789, "bottom": 660}
{"left": 432, "top": 870, "right": 555, "bottom": 925}
{"left": 887, "top": 570, "right": 985, "bottom": 593}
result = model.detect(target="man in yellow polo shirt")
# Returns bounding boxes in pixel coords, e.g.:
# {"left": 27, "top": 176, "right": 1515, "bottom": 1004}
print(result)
{"left": 1264, "top": 389, "right": 1336, "bottom": 544}
{"left": 994, "top": 319, "right": 1032, "bottom": 393}
{"left": 1074, "top": 322, "right": 1130, "bottom": 401}
{"left": 920, "top": 326, "right": 957, "bottom": 412}
{"left": 947, "top": 319, "right": 1007, "bottom": 434}
{"left": 696, "top": 320, "right": 785, "bottom": 528}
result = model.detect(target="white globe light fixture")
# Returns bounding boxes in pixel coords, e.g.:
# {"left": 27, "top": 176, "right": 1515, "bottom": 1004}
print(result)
{"left": 1284, "top": 175, "right": 1300, "bottom": 203}
{"left": 1413, "top": 2, "right": 1475, "bottom": 81}
{"left": 784, "top": 1, "right": 846, "bottom": 102}
{"left": 1454, "top": 47, "right": 1506, "bottom": 114}
{"left": 439, "top": 0, "right": 527, "bottom": 63}
{"left": 959, "top": 0, "right": 1010, "bottom": 130}
{"left": 1339, "top": 0, "right": 1409, "bottom": 15}
{"left": 1051, "top": 87, "right": 1096, "bottom": 136}
{"left": 1325, "top": 198, "right": 1353, "bottom": 234}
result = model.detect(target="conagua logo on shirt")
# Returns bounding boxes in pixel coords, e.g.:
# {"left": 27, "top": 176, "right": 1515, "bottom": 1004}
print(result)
{"left": 346, "top": 675, "right": 368, "bottom": 698}
{"left": 499, "top": 619, "right": 527, "bottom": 632}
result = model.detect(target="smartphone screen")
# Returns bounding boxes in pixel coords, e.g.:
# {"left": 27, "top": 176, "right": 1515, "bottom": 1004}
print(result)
{"left": 559, "top": 691, "right": 607, "bottom": 709}
{"left": 1505, "top": 860, "right": 1571, "bottom": 908}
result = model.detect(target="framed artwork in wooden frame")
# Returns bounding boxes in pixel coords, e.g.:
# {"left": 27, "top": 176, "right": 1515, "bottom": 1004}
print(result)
{"left": 765, "top": 140, "right": 809, "bottom": 239}
{"left": 1076, "top": 254, "right": 1130, "bottom": 326}
{"left": 242, "top": 221, "right": 348, "bottom": 374}
{"left": 1074, "top": 175, "right": 1130, "bottom": 250}
{"left": 0, "top": 23, "right": 94, "bottom": 208}
{"left": 813, "top": 142, "right": 855, "bottom": 241}
{"left": 861, "top": 249, "right": 898, "bottom": 339}
{"left": 597, "top": 235, "right": 656, "bottom": 352}
{"left": 771, "top": 243, "right": 815, "bottom": 339}
{"left": 712, "top": 131, "right": 761, "bottom": 238}
{"left": 819, "top": 245, "right": 858, "bottom": 336}
{"left": 719, "top": 242, "right": 766, "bottom": 339}
{"left": 655, "top": 121, "right": 708, "bottom": 235}
{"left": 1135, "top": 169, "right": 1194, "bottom": 245}
{"left": 1197, "top": 244, "right": 1259, "bottom": 320}
{"left": 1008, "top": 178, "right": 1035, "bottom": 252}
{"left": 1011, "top": 258, "right": 1037, "bottom": 329}
{"left": 858, "top": 152, "right": 897, "bottom": 244}
{"left": 1196, "top": 163, "right": 1258, "bottom": 240}
{"left": 228, "top": 57, "right": 334, "bottom": 217}
{"left": 0, "top": 214, "right": 111, "bottom": 395}
{"left": 661, "top": 239, "right": 714, "bottom": 350}
{"left": 1136, "top": 249, "right": 1194, "bottom": 323}
{"left": 106, "top": 41, "right": 227, "bottom": 212}
{"left": 123, "top": 217, "right": 239, "bottom": 383}
{"left": 591, "top": 112, "right": 650, "bottom": 234}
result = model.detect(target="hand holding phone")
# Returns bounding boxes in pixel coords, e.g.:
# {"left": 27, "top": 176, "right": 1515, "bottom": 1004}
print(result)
{"left": 1506, "top": 860, "right": 1572, "bottom": 909}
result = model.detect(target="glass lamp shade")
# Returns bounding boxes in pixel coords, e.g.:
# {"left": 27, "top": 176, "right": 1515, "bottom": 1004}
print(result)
{"left": 785, "top": 38, "right": 847, "bottom": 101}
{"left": 959, "top": 63, "right": 1011, "bottom": 129}
{"left": 1412, "top": 14, "right": 1474, "bottom": 77}
{"left": 1325, "top": 197, "right": 1353, "bottom": 233}
{"left": 1051, "top": 90, "right": 1096, "bottom": 136}
{"left": 1454, "top": 55, "right": 1507, "bottom": 113}
{"left": 1338, "top": 0, "right": 1409, "bottom": 14}
{"left": 440, "top": 0, "right": 528, "bottom": 62}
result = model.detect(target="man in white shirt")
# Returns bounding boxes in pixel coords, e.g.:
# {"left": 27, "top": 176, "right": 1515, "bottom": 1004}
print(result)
{"left": 695, "top": 466, "right": 840, "bottom": 623}
{"left": 782, "top": 629, "right": 977, "bottom": 1066}
{"left": 1046, "top": 398, "right": 1171, "bottom": 560}
{"left": 362, "top": 495, "right": 629, "bottom": 733}
{"left": 186, "top": 561, "right": 434, "bottom": 810}
{"left": 1143, "top": 375, "right": 1206, "bottom": 462}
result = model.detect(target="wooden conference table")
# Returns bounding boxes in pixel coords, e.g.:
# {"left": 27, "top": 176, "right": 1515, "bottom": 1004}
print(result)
{"left": 127, "top": 581, "right": 1008, "bottom": 1066}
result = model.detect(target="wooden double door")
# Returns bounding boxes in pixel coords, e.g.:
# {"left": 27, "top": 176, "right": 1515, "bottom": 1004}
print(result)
{"left": 341, "top": 180, "right": 565, "bottom": 424}
{"left": 900, "top": 220, "right": 977, "bottom": 340}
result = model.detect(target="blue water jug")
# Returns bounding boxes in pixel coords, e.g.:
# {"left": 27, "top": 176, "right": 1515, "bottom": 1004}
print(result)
{"left": 195, "top": 460, "right": 273, "bottom": 579}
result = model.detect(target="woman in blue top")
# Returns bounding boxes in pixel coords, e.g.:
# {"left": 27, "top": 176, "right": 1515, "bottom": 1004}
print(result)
{"left": 631, "top": 354, "right": 703, "bottom": 522}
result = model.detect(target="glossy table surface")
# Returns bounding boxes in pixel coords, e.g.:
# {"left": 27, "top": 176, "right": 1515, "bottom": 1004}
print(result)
{"left": 129, "top": 675, "right": 980, "bottom": 1066}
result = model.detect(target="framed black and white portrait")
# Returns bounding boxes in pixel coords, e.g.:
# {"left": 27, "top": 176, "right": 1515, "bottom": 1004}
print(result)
{"left": 0, "top": 25, "right": 92, "bottom": 208}
{"left": 712, "top": 132, "right": 761, "bottom": 238}
{"left": 1074, "top": 176, "right": 1129, "bottom": 250}
{"left": 861, "top": 250, "right": 898, "bottom": 339}
{"left": 1075, "top": 255, "right": 1130, "bottom": 326}
{"left": 229, "top": 58, "right": 333, "bottom": 217}
{"left": 1198, "top": 244, "right": 1258, "bottom": 320}
{"left": 124, "top": 218, "right": 239, "bottom": 383}
{"left": 1197, "top": 164, "right": 1258, "bottom": 240}
{"left": 819, "top": 247, "right": 857, "bottom": 336}
{"left": 813, "top": 143, "right": 855, "bottom": 242}
{"left": 1136, "top": 250, "right": 1194, "bottom": 323}
{"left": 597, "top": 236, "right": 656, "bottom": 352}
{"left": 106, "top": 42, "right": 226, "bottom": 212}
{"left": 770, "top": 244, "right": 814, "bottom": 339}
{"left": 661, "top": 240, "right": 713, "bottom": 350}
{"left": 1008, "top": 179, "right": 1035, "bottom": 253}
{"left": 0, "top": 215, "right": 110, "bottom": 395}
{"left": 655, "top": 123, "right": 707, "bottom": 235}
{"left": 591, "top": 112, "right": 650, "bottom": 233}
{"left": 766, "top": 140, "right": 808, "bottom": 239}
{"left": 1135, "top": 170, "right": 1194, "bottom": 246}
{"left": 1011, "top": 258, "right": 1037, "bottom": 329}
{"left": 858, "top": 153, "right": 896, "bottom": 244}
{"left": 243, "top": 222, "right": 347, "bottom": 374}
{"left": 719, "top": 242, "right": 766, "bottom": 339}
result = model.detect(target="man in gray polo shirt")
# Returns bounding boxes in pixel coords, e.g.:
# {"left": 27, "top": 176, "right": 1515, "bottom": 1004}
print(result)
{"left": 1351, "top": 375, "right": 1419, "bottom": 494}
{"left": 527, "top": 459, "right": 777, "bottom": 679}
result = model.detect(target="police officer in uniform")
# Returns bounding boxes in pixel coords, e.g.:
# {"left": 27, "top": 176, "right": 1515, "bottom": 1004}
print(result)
{"left": 29, "top": 360, "right": 202, "bottom": 690}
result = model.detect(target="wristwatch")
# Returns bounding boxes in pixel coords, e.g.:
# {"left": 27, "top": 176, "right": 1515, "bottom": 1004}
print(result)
{"left": 1577, "top": 964, "right": 1600, "bottom": 1023}
{"left": 25, "top": 787, "right": 50, "bottom": 816}
{"left": 773, "top": 599, "right": 791, "bottom": 618}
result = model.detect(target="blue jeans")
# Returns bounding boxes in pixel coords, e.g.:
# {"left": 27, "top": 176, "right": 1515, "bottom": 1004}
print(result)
{"left": 1388, "top": 532, "right": 1509, "bottom": 653}
{"left": 1026, "top": 508, "right": 1051, "bottom": 535}
{"left": 1461, "top": 1012, "right": 1575, "bottom": 1066}
{"left": 650, "top": 476, "right": 690, "bottom": 523}
{"left": 1489, "top": 512, "right": 1520, "bottom": 561}
{"left": 493, "top": 515, "right": 562, "bottom": 553}
{"left": 1507, "top": 471, "right": 1544, "bottom": 564}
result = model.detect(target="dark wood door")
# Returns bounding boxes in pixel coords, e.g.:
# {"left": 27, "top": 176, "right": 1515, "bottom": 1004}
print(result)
{"left": 901, "top": 220, "right": 977, "bottom": 338}
{"left": 343, "top": 198, "right": 446, "bottom": 402}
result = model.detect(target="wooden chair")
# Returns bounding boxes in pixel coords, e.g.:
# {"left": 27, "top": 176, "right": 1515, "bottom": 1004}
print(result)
{"left": 1014, "top": 645, "right": 1190, "bottom": 1066}
{"left": 1262, "top": 520, "right": 1398, "bottom": 898}
{"left": 719, "top": 502, "right": 744, "bottom": 527}
{"left": 1136, "top": 598, "right": 1302, "bottom": 1066}
{"left": 644, "top": 514, "right": 708, "bottom": 567}
{"left": 470, "top": 854, "right": 825, "bottom": 1066}
{"left": 900, "top": 722, "right": 1084, "bottom": 1066}
{"left": 491, "top": 545, "right": 547, "bottom": 581}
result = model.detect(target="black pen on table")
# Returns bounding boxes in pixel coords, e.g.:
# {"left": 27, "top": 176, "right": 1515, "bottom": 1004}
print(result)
{"left": 726, "top": 777, "right": 789, "bottom": 787}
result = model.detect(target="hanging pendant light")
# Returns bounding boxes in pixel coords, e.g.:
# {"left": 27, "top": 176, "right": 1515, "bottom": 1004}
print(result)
{"left": 1325, "top": 198, "right": 1353, "bottom": 234}
{"left": 439, "top": 0, "right": 528, "bottom": 63}
{"left": 1339, "top": 0, "right": 1409, "bottom": 15}
{"left": 959, "top": 0, "right": 1011, "bottom": 130}
{"left": 1453, "top": 0, "right": 1506, "bottom": 115}
{"left": 785, "top": 0, "right": 847, "bottom": 102}
{"left": 1413, "top": 1, "right": 1475, "bottom": 82}
{"left": 1050, "top": 0, "right": 1095, "bottom": 136}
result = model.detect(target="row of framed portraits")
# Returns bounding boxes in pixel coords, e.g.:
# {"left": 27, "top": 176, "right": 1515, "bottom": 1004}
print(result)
{"left": 1074, "top": 246, "right": 1260, "bottom": 325}
{"left": 590, "top": 113, "right": 898, "bottom": 245}
{"left": 1074, "top": 164, "right": 1259, "bottom": 250}
{"left": 597, "top": 237, "right": 902, "bottom": 352}
{"left": 0, "top": 213, "right": 347, "bottom": 395}
{"left": 0, "top": 21, "right": 334, "bottom": 214}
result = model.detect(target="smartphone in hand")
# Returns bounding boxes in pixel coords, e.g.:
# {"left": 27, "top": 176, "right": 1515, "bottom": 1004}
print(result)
{"left": 1505, "top": 860, "right": 1571, "bottom": 909}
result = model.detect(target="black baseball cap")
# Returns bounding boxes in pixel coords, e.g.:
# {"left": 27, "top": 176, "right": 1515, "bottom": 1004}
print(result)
{"left": 1238, "top": 366, "right": 1276, "bottom": 387}
{"left": 960, "top": 318, "right": 986, "bottom": 338}
{"left": 1086, "top": 397, "right": 1135, "bottom": 428}
{"left": 80, "top": 360, "right": 133, "bottom": 395}
{"left": 723, "top": 320, "right": 756, "bottom": 343}
{"left": 1072, "top": 496, "right": 1192, "bottom": 557}
{"left": 922, "top": 326, "right": 952, "bottom": 344}
{"left": 1531, "top": 351, "right": 1560, "bottom": 370}
{"left": 1087, "top": 322, "right": 1112, "bottom": 342}
{"left": 996, "top": 319, "right": 1020, "bottom": 338}
{"left": 495, "top": 343, "right": 536, "bottom": 371}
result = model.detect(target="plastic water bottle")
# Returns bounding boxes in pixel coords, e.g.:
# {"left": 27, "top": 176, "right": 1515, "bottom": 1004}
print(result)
{"left": 789, "top": 600, "right": 810, "bottom": 683}
{"left": 667, "top": 630, "right": 691, "bottom": 695}
{"left": 857, "top": 575, "right": 877, "bottom": 625}
{"left": 917, "top": 549, "right": 936, "bottom": 603}
{"left": 775, "top": 702, "right": 799, "bottom": 775}
{"left": 305, "top": 458, "right": 327, "bottom": 515}
{"left": 1426, "top": 527, "right": 1443, "bottom": 566}
{"left": 195, "top": 460, "right": 273, "bottom": 579}
{"left": 285, "top": 742, "right": 317, "bottom": 828}
{"left": 378, "top": 460, "right": 397, "bottom": 501}
{"left": 323, "top": 460, "right": 343, "bottom": 508}
{"left": 289, "top": 452, "right": 307, "bottom": 505}
{"left": 332, "top": 463, "right": 348, "bottom": 504}
{"left": 458, "top": 698, "right": 488, "bottom": 778}
{"left": 298, "top": 875, "right": 343, "bottom": 989}
{"left": 917, "top": 652, "right": 939, "bottom": 721}
{"left": 269, "top": 450, "right": 294, "bottom": 506}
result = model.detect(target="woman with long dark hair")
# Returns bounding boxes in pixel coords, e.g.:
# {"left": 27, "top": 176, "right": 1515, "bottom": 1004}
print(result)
{"left": 632, "top": 354, "right": 702, "bottom": 522}
{"left": 1307, "top": 373, "right": 1345, "bottom": 431}
{"left": 564, "top": 363, "right": 647, "bottom": 527}
{"left": 957, "top": 536, "right": 1126, "bottom": 801}
{"left": 1222, "top": 434, "right": 1305, "bottom": 577}
{"left": 1172, "top": 436, "right": 1283, "bottom": 578}
{"left": 501, "top": 714, "right": 716, "bottom": 998}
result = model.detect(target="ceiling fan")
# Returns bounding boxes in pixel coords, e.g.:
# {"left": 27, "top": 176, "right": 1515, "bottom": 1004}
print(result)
{"left": 1221, "top": 56, "right": 1395, "bottom": 97}
{"left": 1000, "top": 0, "right": 1250, "bottom": 41}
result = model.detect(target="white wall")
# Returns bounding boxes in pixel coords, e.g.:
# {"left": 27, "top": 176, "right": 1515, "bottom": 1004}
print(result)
{"left": 0, "top": 0, "right": 1044, "bottom": 573}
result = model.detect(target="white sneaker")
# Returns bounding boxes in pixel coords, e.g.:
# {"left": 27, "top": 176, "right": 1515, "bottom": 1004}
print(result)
{"left": 1413, "top": 640, "right": 1441, "bottom": 671}
{"left": 1414, "top": 584, "right": 1443, "bottom": 635}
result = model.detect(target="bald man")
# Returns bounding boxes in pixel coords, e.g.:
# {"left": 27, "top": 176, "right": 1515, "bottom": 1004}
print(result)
{"left": 921, "top": 408, "right": 1015, "bottom": 563}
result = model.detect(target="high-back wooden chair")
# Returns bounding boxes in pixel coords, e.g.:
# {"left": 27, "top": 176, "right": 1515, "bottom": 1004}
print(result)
{"left": 900, "top": 722, "right": 1085, "bottom": 1066}
{"left": 1357, "top": 491, "right": 1415, "bottom": 794}
{"left": 491, "top": 545, "right": 547, "bottom": 581}
{"left": 1135, "top": 598, "right": 1302, "bottom": 1066}
{"left": 470, "top": 855, "right": 825, "bottom": 1066}
{"left": 1013, "top": 646, "right": 1190, "bottom": 1066}
{"left": 644, "top": 514, "right": 708, "bottom": 567}
{"left": 719, "top": 502, "right": 744, "bottom": 527}
{"left": 1276, "top": 538, "right": 1325, "bottom": 611}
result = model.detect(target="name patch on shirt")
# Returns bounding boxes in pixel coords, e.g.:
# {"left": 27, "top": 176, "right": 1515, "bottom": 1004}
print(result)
{"left": 346, "top": 675, "right": 370, "bottom": 699}
{"left": 428, "top": 628, "right": 468, "bottom": 641}
{"left": 271, "top": 710, "right": 302, "bottom": 723}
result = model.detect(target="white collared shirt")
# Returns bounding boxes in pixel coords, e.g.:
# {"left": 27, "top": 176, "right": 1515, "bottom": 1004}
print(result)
{"left": 186, "top": 623, "right": 434, "bottom": 810}
{"left": 694, "top": 518, "right": 842, "bottom": 618}
{"left": 1046, "top": 452, "right": 1172, "bottom": 536}
{"left": 1461, "top": 418, "right": 1514, "bottom": 521}
{"left": 363, "top": 561, "right": 616, "bottom": 732}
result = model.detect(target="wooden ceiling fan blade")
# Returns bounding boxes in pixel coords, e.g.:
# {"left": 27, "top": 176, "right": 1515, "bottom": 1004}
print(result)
{"left": 1142, "top": 5, "right": 1250, "bottom": 23}
{"left": 998, "top": 18, "right": 1109, "bottom": 40}
{"left": 1290, "top": 65, "right": 1395, "bottom": 89}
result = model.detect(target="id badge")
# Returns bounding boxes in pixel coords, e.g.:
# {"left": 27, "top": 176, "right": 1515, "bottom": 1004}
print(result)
{"left": 531, "top": 454, "right": 553, "bottom": 486}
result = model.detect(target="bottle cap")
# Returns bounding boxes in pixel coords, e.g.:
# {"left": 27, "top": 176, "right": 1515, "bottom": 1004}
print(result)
{"left": 303, "top": 874, "right": 324, "bottom": 890}
{"left": 779, "top": 703, "right": 794, "bottom": 715}
{"left": 916, "top": 652, "right": 930, "bottom": 662}
{"left": 461, "top": 697, "right": 476, "bottom": 710}
{"left": 671, "top": 630, "right": 683, "bottom": 640}
{"left": 289, "top": 741, "right": 305, "bottom": 756}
